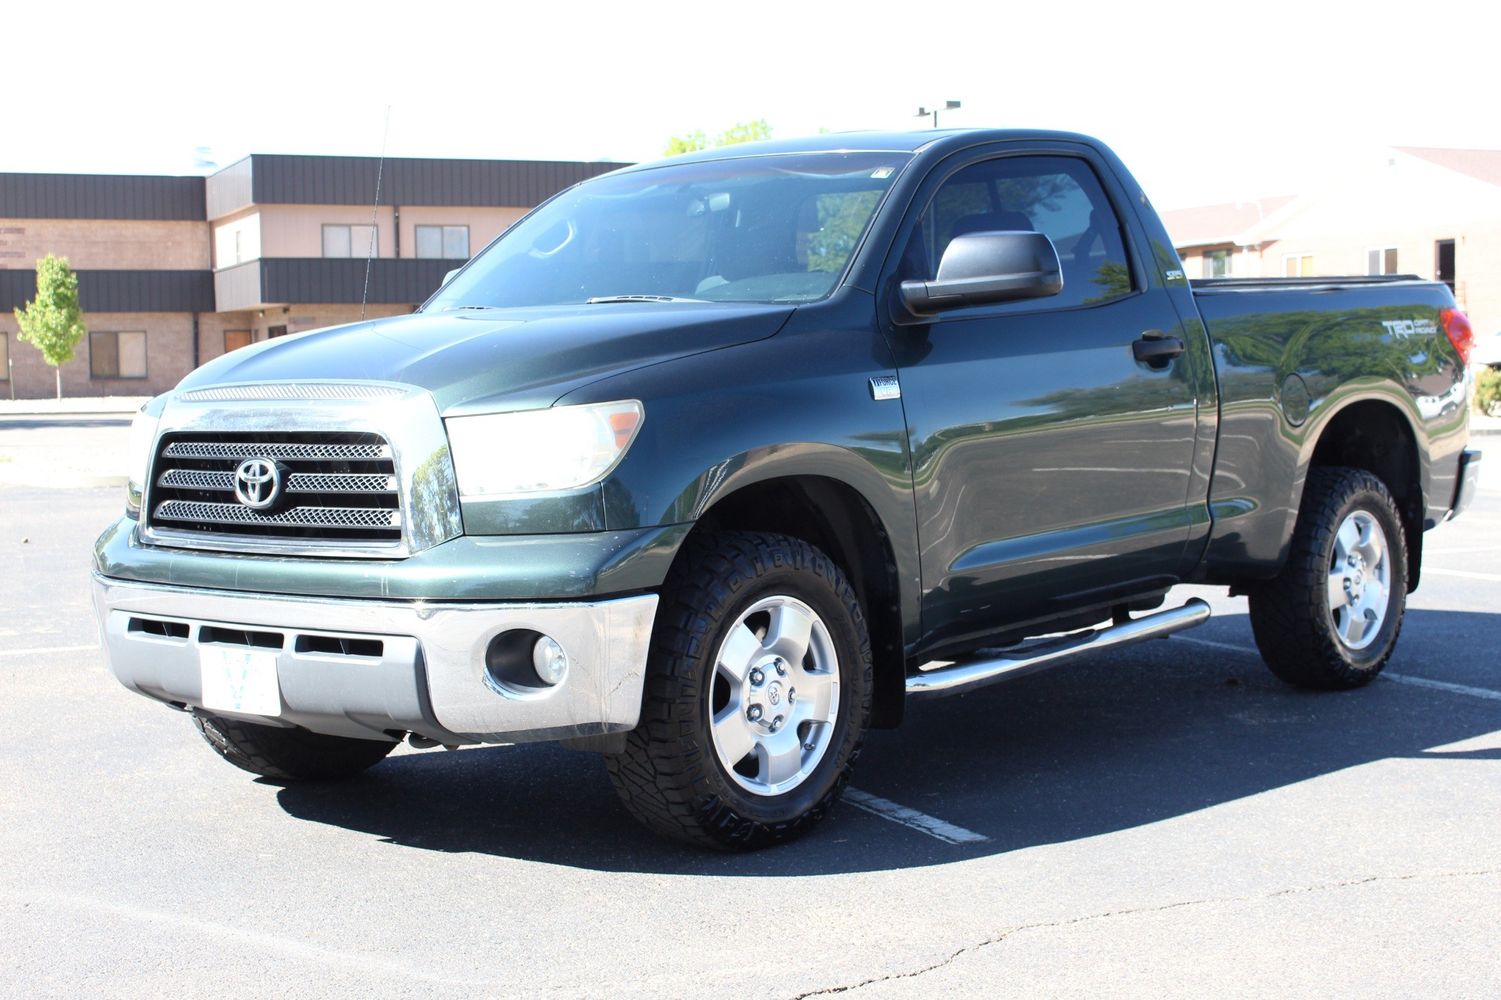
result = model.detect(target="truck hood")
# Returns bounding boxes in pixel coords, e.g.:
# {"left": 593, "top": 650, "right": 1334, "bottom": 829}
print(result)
{"left": 177, "top": 302, "right": 796, "bottom": 413}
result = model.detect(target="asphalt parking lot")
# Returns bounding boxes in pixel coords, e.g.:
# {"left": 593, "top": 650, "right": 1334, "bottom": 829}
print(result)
{"left": 2, "top": 419, "right": 1498, "bottom": 999}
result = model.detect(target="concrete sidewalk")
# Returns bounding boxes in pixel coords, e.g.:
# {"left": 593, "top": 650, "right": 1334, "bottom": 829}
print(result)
{"left": 0, "top": 395, "right": 149, "bottom": 418}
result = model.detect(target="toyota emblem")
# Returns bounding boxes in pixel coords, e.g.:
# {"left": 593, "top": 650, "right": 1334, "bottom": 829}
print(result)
{"left": 233, "top": 458, "right": 282, "bottom": 510}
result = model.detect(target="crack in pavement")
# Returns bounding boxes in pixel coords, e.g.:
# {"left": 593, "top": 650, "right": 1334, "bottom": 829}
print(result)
{"left": 787, "top": 867, "right": 1501, "bottom": 999}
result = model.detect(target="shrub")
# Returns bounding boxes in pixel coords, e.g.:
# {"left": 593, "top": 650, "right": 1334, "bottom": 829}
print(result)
{"left": 1476, "top": 366, "right": 1501, "bottom": 416}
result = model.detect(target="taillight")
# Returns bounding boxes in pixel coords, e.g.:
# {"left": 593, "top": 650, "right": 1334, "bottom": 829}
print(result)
{"left": 1441, "top": 307, "right": 1474, "bottom": 365}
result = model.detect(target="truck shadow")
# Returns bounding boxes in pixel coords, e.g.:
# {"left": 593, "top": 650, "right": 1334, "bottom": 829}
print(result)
{"left": 275, "top": 608, "right": 1501, "bottom": 875}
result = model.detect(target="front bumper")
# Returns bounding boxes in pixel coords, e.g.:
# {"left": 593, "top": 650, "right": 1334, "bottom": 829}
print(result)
{"left": 92, "top": 573, "right": 658, "bottom": 745}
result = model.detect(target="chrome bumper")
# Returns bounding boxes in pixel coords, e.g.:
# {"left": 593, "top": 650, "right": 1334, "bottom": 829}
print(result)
{"left": 91, "top": 573, "right": 658, "bottom": 745}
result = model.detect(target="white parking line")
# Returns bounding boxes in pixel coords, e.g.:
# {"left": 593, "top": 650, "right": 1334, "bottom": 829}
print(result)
{"left": 1174, "top": 635, "right": 1257, "bottom": 656}
{"left": 1424, "top": 567, "right": 1501, "bottom": 583}
{"left": 1175, "top": 635, "right": 1501, "bottom": 703}
{"left": 0, "top": 643, "right": 98, "bottom": 658}
{"left": 1385, "top": 673, "right": 1501, "bottom": 703}
{"left": 844, "top": 788, "right": 990, "bottom": 844}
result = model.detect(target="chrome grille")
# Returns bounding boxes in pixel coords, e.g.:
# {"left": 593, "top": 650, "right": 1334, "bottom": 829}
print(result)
{"left": 153, "top": 501, "right": 400, "bottom": 529}
{"left": 156, "top": 470, "right": 397, "bottom": 493}
{"left": 147, "top": 431, "right": 402, "bottom": 545}
{"left": 163, "top": 441, "right": 389, "bottom": 461}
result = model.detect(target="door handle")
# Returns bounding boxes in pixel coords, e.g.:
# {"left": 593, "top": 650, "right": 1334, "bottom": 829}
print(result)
{"left": 1132, "top": 331, "right": 1185, "bottom": 368}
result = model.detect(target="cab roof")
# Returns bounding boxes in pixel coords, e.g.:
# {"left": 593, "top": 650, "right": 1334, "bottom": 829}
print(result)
{"left": 615, "top": 129, "right": 1105, "bottom": 173}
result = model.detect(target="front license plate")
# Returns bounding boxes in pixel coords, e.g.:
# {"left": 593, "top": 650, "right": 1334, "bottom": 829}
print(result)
{"left": 199, "top": 646, "right": 282, "bottom": 716}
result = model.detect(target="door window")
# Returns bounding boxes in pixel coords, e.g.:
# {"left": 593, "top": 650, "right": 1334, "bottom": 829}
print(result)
{"left": 900, "top": 155, "right": 1134, "bottom": 309}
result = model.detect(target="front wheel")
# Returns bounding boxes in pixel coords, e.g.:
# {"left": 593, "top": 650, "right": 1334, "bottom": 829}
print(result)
{"left": 1248, "top": 467, "right": 1408, "bottom": 689}
{"left": 605, "top": 531, "right": 872, "bottom": 850}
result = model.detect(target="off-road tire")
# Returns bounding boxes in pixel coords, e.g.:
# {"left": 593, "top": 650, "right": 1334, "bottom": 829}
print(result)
{"left": 605, "top": 531, "right": 872, "bottom": 850}
{"left": 193, "top": 712, "right": 397, "bottom": 781}
{"left": 1248, "top": 467, "right": 1408, "bottom": 689}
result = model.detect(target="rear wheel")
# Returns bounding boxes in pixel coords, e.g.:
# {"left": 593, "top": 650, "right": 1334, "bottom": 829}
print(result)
{"left": 1248, "top": 467, "right": 1408, "bottom": 689}
{"left": 193, "top": 712, "right": 397, "bottom": 781}
{"left": 605, "top": 531, "right": 872, "bottom": 850}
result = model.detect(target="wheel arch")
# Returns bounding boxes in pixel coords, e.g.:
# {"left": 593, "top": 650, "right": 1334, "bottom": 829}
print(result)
{"left": 672, "top": 474, "right": 909, "bottom": 729}
{"left": 1305, "top": 396, "right": 1425, "bottom": 591}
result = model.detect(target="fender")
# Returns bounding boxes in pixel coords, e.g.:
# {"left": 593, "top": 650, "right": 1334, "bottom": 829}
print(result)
{"left": 557, "top": 299, "right": 923, "bottom": 648}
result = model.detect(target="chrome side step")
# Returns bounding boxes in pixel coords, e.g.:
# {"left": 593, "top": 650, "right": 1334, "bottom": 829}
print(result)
{"left": 906, "top": 598, "right": 1212, "bottom": 700}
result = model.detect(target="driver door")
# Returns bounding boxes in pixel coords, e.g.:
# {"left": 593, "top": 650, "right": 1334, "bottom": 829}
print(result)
{"left": 886, "top": 148, "right": 1203, "bottom": 651}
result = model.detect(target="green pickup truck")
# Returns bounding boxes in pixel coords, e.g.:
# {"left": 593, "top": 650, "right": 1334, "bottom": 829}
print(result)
{"left": 93, "top": 130, "right": 1482, "bottom": 849}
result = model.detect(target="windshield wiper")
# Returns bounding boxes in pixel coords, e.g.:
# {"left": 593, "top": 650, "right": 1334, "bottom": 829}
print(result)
{"left": 585, "top": 294, "right": 708, "bottom": 304}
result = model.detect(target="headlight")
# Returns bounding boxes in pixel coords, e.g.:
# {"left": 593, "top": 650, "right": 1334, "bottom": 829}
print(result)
{"left": 126, "top": 404, "right": 163, "bottom": 514}
{"left": 444, "top": 400, "right": 643, "bottom": 497}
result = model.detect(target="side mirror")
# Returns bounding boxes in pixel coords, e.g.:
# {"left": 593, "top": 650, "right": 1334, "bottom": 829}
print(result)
{"left": 442, "top": 268, "right": 460, "bottom": 286}
{"left": 899, "top": 231, "right": 1063, "bottom": 317}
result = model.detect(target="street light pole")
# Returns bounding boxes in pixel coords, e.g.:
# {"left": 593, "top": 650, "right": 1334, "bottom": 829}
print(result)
{"left": 915, "top": 100, "right": 962, "bottom": 128}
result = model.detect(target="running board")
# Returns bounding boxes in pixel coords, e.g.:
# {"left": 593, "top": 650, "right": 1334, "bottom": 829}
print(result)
{"left": 906, "top": 598, "right": 1212, "bottom": 700}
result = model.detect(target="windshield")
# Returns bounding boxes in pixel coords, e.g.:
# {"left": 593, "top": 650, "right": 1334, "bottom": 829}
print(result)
{"left": 425, "top": 151, "right": 911, "bottom": 309}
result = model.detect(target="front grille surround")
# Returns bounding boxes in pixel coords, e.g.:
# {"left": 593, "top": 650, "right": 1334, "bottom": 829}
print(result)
{"left": 136, "top": 382, "right": 463, "bottom": 559}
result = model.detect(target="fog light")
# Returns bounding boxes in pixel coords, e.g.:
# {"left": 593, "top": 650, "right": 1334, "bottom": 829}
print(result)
{"left": 532, "top": 636, "right": 569, "bottom": 686}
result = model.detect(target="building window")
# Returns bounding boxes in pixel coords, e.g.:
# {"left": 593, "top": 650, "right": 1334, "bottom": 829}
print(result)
{"left": 1283, "top": 254, "right": 1314, "bottom": 277}
{"left": 1204, "top": 250, "right": 1231, "bottom": 278}
{"left": 224, "top": 330, "right": 252, "bottom": 353}
{"left": 415, "top": 225, "right": 470, "bottom": 259}
{"left": 1367, "top": 247, "right": 1399, "bottom": 275}
{"left": 90, "top": 331, "right": 147, "bottom": 379}
{"left": 322, "top": 224, "right": 378, "bottom": 258}
{"left": 0, "top": 332, "right": 9, "bottom": 381}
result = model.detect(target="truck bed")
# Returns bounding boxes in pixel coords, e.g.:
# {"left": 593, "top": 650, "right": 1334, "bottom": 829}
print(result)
{"left": 1188, "top": 273, "right": 1468, "bottom": 581}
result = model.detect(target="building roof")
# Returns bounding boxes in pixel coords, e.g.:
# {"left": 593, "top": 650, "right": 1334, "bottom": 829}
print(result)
{"left": 205, "top": 154, "right": 631, "bottom": 219}
{"left": 1395, "top": 147, "right": 1501, "bottom": 188}
{"left": 0, "top": 155, "right": 634, "bottom": 222}
{"left": 1159, "top": 196, "right": 1295, "bottom": 248}
{"left": 0, "top": 173, "right": 205, "bottom": 220}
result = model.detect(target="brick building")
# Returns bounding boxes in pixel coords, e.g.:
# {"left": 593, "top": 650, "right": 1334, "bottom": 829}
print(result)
{"left": 1162, "top": 147, "right": 1501, "bottom": 336}
{"left": 0, "top": 154, "right": 626, "bottom": 399}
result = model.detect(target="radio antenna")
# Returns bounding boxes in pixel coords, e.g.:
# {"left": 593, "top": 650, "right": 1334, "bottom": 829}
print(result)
{"left": 360, "top": 104, "right": 391, "bottom": 321}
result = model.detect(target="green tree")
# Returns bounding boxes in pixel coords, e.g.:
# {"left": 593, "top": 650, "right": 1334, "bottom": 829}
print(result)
{"left": 664, "top": 119, "right": 772, "bottom": 157}
{"left": 664, "top": 129, "right": 709, "bottom": 156}
{"left": 13, "top": 255, "right": 86, "bottom": 399}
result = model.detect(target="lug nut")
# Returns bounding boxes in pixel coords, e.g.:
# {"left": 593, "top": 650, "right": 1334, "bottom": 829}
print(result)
{"left": 788, "top": 689, "right": 797, "bottom": 704}
{"left": 747, "top": 705, "right": 763, "bottom": 721}
{"left": 770, "top": 715, "right": 784, "bottom": 732}
{"left": 749, "top": 668, "right": 765, "bottom": 686}
{"left": 774, "top": 658, "right": 787, "bottom": 676}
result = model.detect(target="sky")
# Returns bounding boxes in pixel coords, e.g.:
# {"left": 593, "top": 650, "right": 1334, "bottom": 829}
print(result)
{"left": 4, "top": 0, "right": 1494, "bottom": 210}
